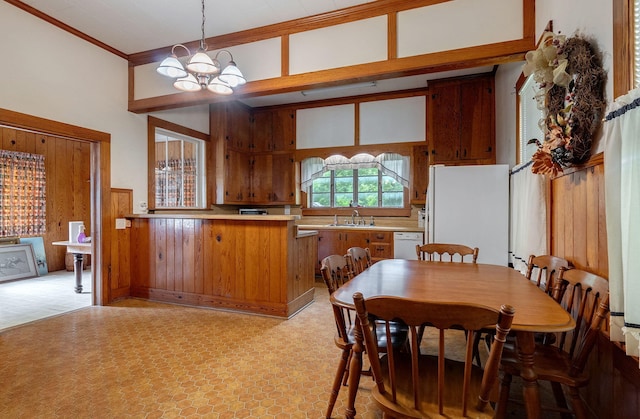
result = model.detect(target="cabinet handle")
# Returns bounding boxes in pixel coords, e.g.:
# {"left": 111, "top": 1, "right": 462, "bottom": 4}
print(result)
{"left": 463, "top": 149, "right": 467, "bottom": 157}
{"left": 431, "top": 149, "right": 436, "bottom": 155}
{"left": 487, "top": 146, "right": 492, "bottom": 152}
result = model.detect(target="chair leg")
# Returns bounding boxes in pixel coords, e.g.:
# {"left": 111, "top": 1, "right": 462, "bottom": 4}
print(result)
{"left": 326, "top": 348, "right": 350, "bottom": 419}
{"left": 472, "top": 332, "right": 483, "bottom": 367}
{"left": 568, "top": 386, "right": 588, "bottom": 419}
{"left": 417, "top": 324, "right": 426, "bottom": 353}
{"left": 550, "top": 381, "right": 571, "bottom": 419}
{"left": 495, "top": 372, "right": 512, "bottom": 419}
{"left": 342, "top": 351, "right": 352, "bottom": 385}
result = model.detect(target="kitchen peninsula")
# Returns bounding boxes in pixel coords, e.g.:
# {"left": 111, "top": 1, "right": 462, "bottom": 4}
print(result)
{"left": 127, "top": 214, "right": 317, "bottom": 318}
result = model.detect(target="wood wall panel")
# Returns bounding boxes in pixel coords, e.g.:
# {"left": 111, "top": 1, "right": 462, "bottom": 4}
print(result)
{"left": 128, "top": 217, "right": 314, "bottom": 317}
{"left": 110, "top": 188, "right": 132, "bottom": 299}
{"left": 550, "top": 161, "right": 607, "bottom": 277}
{"left": 549, "top": 155, "right": 638, "bottom": 417}
{"left": 0, "top": 127, "right": 91, "bottom": 272}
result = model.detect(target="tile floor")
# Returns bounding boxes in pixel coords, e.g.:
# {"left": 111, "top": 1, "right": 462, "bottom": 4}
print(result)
{"left": 0, "top": 269, "right": 92, "bottom": 331}
{"left": 0, "top": 283, "right": 553, "bottom": 418}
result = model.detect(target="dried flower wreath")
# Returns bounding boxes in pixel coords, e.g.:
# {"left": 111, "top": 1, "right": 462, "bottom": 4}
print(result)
{"left": 523, "top": 32, "right": 607, "bottom": 176}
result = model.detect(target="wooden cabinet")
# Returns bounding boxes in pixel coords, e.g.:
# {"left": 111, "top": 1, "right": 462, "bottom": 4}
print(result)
{"left": 411, "top": 145, "right": 429, "bottom": 205}
{"left": 250, "top": 153, "right": 272, "bottom": 202}
{"left": 368, "top": 231, "right": 393, "bottom": 262}
{"left": 271, "top": 109, "right": 295, "bottom": 151}
{"left": 314, "top": 228, "right": 394, "bottom": 274}
{"left": 270, "top": 153, "right": 296, "bottom": 204}
{"left": 250, "top": 152, "right": 296, "bottom": 204}
{"left": 223, "top": 149, "right": 251, "bottom": 203}
{"left": 251, "top": 110, "right": 272, "bottom": 152}
{"left": 252, "top": 109, "right": 295, "bottom": 152}
{"left": 427, "top": 75, "right": 495, "bottom": 165}
{"left": 225, "top": 102, "right": 252, "bottom": 151}
{"left": 213, "top": 104, "right": 297, "bottom": 205}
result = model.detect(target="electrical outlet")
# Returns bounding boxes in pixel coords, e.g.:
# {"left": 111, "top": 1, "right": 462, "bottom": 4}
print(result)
{"left": 115, "top": 218, "right": 127, "bottom": 229}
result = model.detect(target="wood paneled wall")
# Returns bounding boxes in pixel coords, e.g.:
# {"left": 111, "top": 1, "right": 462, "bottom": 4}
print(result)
{"left": 128, "top": 217, "right": 316, "bottom": 317}
{"left": 110, "top": 188, "right": 132, "bottom": 300}
{"left": 550, "top": 154, "right": 608, "bottom": 277}
{"left": 0, "top": 127, "right": 91, "bottom": 272}
{"left": 549, "top": 153, "right": 639, "bottom": 417}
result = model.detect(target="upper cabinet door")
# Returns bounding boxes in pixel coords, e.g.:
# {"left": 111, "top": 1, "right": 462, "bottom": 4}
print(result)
{"left": 272, "top": 109, "right": 295, "bottom": 151}
{"left": 427, "top": 75, "right": 495, "bottom": 165}
{"left": 226, "top": 103, "right": 252, "bottom": 151}
{"left": 428, "top": 82, "right": 461, "bottom": 162}
{"left": 460, "top": 77, "right": 494, "bottom": 161}
{"left": 252, "top": 111, "right": 273, "bottom": 152}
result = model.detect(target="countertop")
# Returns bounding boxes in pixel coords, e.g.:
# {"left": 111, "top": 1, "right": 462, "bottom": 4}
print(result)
{"left": 127, "top": 214, "right": 299, "bottom": 221}
{"left": 296, "top": 224, "right": 423, "bottom": 232}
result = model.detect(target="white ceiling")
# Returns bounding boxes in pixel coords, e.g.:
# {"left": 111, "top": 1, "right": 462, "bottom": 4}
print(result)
{"left": 22, "top": 0, "right": 380, "bottom": 55}
{"left": 18, "top": 0, "right": 495, "bottom": 108}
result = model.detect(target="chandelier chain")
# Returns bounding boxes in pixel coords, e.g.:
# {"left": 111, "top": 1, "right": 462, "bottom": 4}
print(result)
{"left": 200, "top": 0, "right": 206, "bottom": 50}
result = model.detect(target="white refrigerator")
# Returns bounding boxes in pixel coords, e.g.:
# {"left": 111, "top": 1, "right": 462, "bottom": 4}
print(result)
{"left": 426, "top": 164, "right": 509, "bottom": 266}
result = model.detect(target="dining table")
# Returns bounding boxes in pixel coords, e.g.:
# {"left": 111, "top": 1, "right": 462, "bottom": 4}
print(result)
{"left": 52, "top": 240, "right": 92, "bottom": 293}
{"left": 330, "top": 258, "right": 575, "bottom": 419}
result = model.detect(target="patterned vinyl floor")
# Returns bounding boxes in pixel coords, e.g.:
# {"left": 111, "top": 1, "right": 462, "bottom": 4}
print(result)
{"left": 0, "top": 284, "right": 549, "bottom": 418}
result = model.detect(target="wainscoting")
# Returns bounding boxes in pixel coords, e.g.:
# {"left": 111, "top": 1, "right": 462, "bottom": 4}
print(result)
{"left": 549, "top": 153, "right": 640, "bottom": 417}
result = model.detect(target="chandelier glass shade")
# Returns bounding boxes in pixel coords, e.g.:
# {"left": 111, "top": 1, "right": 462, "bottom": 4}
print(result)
{"left": 156, "top": 0, "right": 245, "bottom": 94}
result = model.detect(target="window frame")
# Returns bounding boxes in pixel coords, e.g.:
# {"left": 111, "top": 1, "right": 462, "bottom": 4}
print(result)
{"left": 613, "top": 0, "right": 639, "bottom": 97}
{"left": 309, "top": 167, "right": 406, "bottom": 209}
{"left": 299, "top": 144, "right": 413, "bottom": 217}
{"left": 147, "top": 116, "right": 209, "bottom": 211}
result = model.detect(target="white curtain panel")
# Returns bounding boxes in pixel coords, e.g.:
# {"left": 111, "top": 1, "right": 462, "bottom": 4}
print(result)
{"left": 604, "top": 87, "right": 640, "bottom": 361}
{"left": 509, "top": 161, "right": 547, "bottom": 274}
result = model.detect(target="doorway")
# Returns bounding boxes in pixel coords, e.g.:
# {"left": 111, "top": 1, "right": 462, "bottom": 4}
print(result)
{"left": 0, "top": 108, "right": 111, "bottom": 322}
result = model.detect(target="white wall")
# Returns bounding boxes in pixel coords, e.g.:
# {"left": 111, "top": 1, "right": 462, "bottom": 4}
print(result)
{"left": 494, "top": 0, "right": 614, "bottom": 168}
{"left": 0, "top": 3, "right": 210, "bottom": 213}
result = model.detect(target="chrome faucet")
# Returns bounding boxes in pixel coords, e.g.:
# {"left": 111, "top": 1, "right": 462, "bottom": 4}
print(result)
{"left": 352, "top": 210, "right": 359, "bottom": 225}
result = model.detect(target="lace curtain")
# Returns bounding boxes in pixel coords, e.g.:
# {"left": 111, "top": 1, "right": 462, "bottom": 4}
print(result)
{"left": 508, "top": 161, "right": 547, "bottom": 274}
{"left": 0, "top": 150, "right": 46, "bottom": 237}
{"left": 301, "top": 153, "right": 409, "bottom": 189}
{"left": 604, "top": 87, "right": 640, "bottom": 362}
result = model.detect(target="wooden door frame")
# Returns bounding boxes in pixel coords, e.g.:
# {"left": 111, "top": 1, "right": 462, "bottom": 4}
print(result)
{"left": 0, "top": 108, "right": 112, "bottom": 305}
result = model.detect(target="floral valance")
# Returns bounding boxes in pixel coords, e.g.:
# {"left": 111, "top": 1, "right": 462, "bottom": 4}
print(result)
{"left": 301, "top": 153, "right": 409, "bottom": 189}
{"left": 523, "top": 32, "right": 606, "bottom": 176}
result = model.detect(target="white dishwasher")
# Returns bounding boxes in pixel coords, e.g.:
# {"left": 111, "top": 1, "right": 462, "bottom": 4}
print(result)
{"left": 393, "top": 232, "right": 424, "bottom": 260}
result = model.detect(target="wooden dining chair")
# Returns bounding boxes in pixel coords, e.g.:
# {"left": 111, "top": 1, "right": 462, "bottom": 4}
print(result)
{"left": 346, "top": 246, "right": 372, "bottom": 276}
{"left": 416, "top": 243, "right": 479, "bottom": 263}
{"left": 415, "top": 243, "right": 479, "bottom": 361}
{"left": 320, "top": 254, "right": 407, "bottom": 419}
{"left": 525, "top": 254, "right": 572, "bottom": 295}
{"left": 354, "top": 292, "right": 515, "bottom": 418}
{"left": 496, "top": 267, "right": 610, "bottom": 419}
